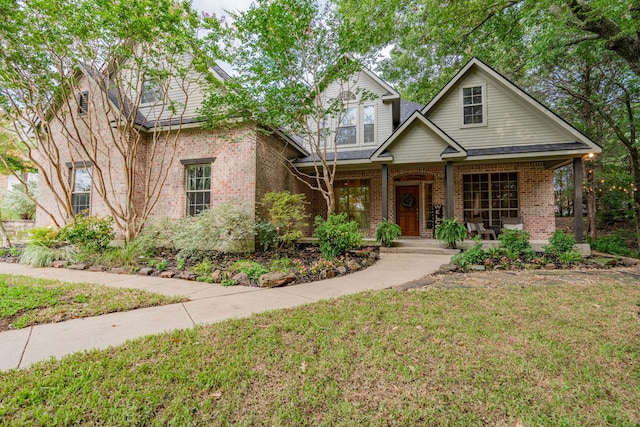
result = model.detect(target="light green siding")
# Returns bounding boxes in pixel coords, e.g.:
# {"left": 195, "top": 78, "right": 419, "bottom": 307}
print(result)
{"left": 385, "top": 121, "right": 449, "bottom": 164}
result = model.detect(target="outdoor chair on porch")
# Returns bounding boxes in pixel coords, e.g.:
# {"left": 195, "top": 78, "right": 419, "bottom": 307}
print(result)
{"left": 466, "top": 218, "right": 497, "bottom": 240}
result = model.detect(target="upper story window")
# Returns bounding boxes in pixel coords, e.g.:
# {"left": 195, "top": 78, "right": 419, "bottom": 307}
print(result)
{"left": 336, "top": 107, "right": 357, "bottom": 145}
{"left": 77, "top": 91, "right": 89, "bottom": 115}
{"left": 141, "top": 79, "right": 163, "bottom": 104}
{"left": 339, "top": 90, "right": 356, "bottom": 101}
{"left": 363, "top": 105, "right": 375, "bottom": 143}
{"left": 461, "top": 85, "right": 486, "bottom": 126}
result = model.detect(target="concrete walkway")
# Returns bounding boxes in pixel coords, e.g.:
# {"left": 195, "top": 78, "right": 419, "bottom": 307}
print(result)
{"left": 0, "top": 253, "right": 452, "bottom": 371}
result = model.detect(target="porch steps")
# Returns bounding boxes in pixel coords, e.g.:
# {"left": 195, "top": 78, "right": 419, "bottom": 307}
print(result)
{"left": 380, "top": 239, "right": 459, "bottom": 256}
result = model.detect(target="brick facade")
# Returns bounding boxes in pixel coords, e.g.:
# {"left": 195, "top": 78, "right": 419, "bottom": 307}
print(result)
{"left": 308, "top": 161, "right": 555, "bottom": 240}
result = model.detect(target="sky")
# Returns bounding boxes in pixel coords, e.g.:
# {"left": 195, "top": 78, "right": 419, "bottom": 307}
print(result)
{"left": 191, "top": 0, "right": 254, "bottom": 18}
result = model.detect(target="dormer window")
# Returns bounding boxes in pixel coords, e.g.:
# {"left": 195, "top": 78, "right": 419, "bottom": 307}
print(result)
{"left": 461, "top": 85, "right": 486, "bottom": 126}
{"left": 336, "top": 107, "right": 357, "bottom": 145}
{"left": 77, "top": 91, "right": 89, "bottom": 115}
{"left": 141, "top": 79, "right": 162, "bottom": 104}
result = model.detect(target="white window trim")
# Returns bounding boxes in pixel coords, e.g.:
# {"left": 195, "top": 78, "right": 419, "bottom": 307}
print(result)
{"left": 333, "top": 103, "right": 378, "bottom": 147}
{"left": 459, "top": 84, "right": 487, "bottom": 128}
{"left": 361, "top": 104, "right": 377, "bottom": 145}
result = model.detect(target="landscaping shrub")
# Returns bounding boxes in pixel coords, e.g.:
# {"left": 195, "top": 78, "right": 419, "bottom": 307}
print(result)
{"left": 435, "top": 218, "right": 467, "bottom": 249}
{"left": 20, "top": 244, "right": 75, "bottom": 267}
{"left": 27, "top": 226, "right": 59, "bottom": 247}
{"left": 95, "top": 243, "right": 144, "bottom": 267}
{"left": 451, "top": 237, "right": 485, "bottom": 268}
{"left": 313, "top": 213, "right": 363, "bottom": 259}
{"left": 498, "top": 229, "right": 534, "bottom": 260}
{"left": 58, "top": 215, "right": 115, "bottom": 253}
{"left": 2, "top": 181, "right": 36, "bottom": 220}
{"left": 231, "top": 260, "right": 268, "bottom": 280}
{"left": 375, "top": 219, "right": 402, "bottom": 247}
{"left": 255, "top": 220, "right": 278, "bottom": 252}
{"left": 544, "top": 231, "right": 582, "bottom": 266}
{"left": 590, "top": 234, "right": 636, "bottom": 257}
{"left": 270, "top": 256, "right": 293, "bottom": 272}
{"left": 261, "top": 191, "right": 308, "bottom": 249}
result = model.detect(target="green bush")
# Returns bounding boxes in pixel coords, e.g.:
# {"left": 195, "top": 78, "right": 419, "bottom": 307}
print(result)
{"left": 270, "top": 256, "right": 293, "bottom": 272}
{"left": 94, "top": 242, "right": 144, "bottom": 267}
{"left": 498, "top": 229, "right": 533, "bottom": 260}
{"left": 27, "top": 227, "right": 59, "bottom": 247}
{"left": 58, "top": 215, "right": 115, "bottom": 253}
{"left": 255, "top": 220, "right": 278, "bottom": 252}
{"left": 2, "top": 181, "right": 36, "bottom": 220}
{"left": 261, "top": 191, "right": 308, "bottom": 249}
{"left": 375, "top": 219, "right": 402, "bottom": 247}
{"left": 590, "top": 234, "right": 636, "bottom": 257}
{"left": 451, "top": 237, "right": 485, "bottom": 268}
{"left": 231, "top": 260, "right": 268, "bottom": 280}
{"left": 313, "top": 213, "right": 363, "bottom": 259}
{"left": 19, "top": 244, "right": 75, "bottom": 267}
{"left": 435, "top": 218, "right": 467, "bottom": 249}
{"left": 558, "top": 250, "right": 583, "bottom": 265}
{"left": 137, "top": 203, "right": 255, "bottom": 259}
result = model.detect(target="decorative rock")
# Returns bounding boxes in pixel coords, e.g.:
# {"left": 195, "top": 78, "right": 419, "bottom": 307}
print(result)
{"left": 68, "top": 263, "right": 87, "bottom": 270}
{"left": 439, "top": 263, "right": 457, "bottom": 273}
{"left": 320, "top": 269, "right": 327, "bottom": 280}
{"left": 89, "top": 265, "right": 106, "bottom": 272}
{"left": 232, "top": 272, "right": 250, "bottom": 286}
{"left": 590, "top": 257, "right": 617, "bottom": 268}
{"left": 325, "top": 269, "right": 336, "bottom": 279}
{"left": 347, "top": 260, "right": 361, "bottom": 272}
{"left": 51, "top": 261, "right": 67, "bottom": 268}
{"left": 111, "top": 267, "right": 129, "bottom": 274}
{"left": 620, "top": 257, "right": 638, "bottom": 267}
{"left": 337, "top": 266, "right": 347, "bottom": 275}
{"left": 160, "top": 271, "right": 175, "bottom": 278}
{"left": 211, "top": 269, "right": 222, "bottom": 283}
{"left": 545, "top": 263, "right": 557, "bottom": 270}
{"left": 524, "top": 263, "right": 542, "bottom": 270}
{"left": 177, "top": 271, "right": 197, "bottom": 281}
{"left": 470, "top": 265, "right": 486, "bottom": 271}
{"left": 258, "top": 272, "right": 296, "bottom": 288}
{"left": 138, "top": 267, "right": 153, "bottom": 276}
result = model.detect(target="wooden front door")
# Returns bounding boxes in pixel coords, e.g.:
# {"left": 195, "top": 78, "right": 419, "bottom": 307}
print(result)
{"left": 396, "top": 185, "right": 419, "bottom": 236}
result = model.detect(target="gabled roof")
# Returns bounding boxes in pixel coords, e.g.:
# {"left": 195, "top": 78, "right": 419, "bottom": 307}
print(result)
{"left": 399, "top": 99, "right": 423, "bottom": 123}
{"left": 370, "top": 111, "right": 466, "bottom": 162}
{"left": 422, "top": 57, "right": 601, "bottom": 153}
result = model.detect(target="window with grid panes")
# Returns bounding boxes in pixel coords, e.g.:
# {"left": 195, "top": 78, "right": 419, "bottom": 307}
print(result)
{"left": 186, "top": 164, "right": 211, "bottom": 216}
{"left": 363, "top": 105, "right": 375, "bottom": 143}
{"left": 463, "top": 173, "right": 518, "bottom": 226}
{"left": 336, "top": 107, "right": 357, "bottom": 145}
{"left": 462, "top": 86, "right": 485, "bottom": 125}
{"left": 71, "top": 166, "right": 91, "bottom": 215}
{"left": 336, "top": 179, "right": 370, "bottom": 229}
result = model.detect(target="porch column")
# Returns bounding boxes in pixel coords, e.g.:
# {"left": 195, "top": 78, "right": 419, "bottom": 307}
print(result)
{"left": 445, "top": 161, "right": 454, "bottom": 218}
{"left": 573, "top": 157, "right": 584, "bottom": 243}
{"left": 381, "top": 164, "right": 389, "bottom": 220}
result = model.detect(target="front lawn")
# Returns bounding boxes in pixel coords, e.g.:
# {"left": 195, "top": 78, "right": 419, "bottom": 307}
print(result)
{"left": 0, "top": 274, "right": 186, "bottom": 331}
{"left": 1, "top": 270, "right": 639, "bottom": 425}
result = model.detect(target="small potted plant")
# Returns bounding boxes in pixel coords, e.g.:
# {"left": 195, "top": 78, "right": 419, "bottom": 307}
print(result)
{"left": 435, "top": 218, "right": 467, "bottom": 249}
{"left": 375, "top": 218, "right": 402, "bottom": 247}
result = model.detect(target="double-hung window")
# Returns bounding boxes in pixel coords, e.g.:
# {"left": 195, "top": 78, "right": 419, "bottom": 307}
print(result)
{"left": 363, "top": 105, "right": 375, "bottom": 143}
{"left": 71, "top": 166, "right": 91, "bottom": 215}
{"left": 461, "top": 85, "right": 486, "bottom": 126}
{"left": 336, "top": 107, "right": 357, "bottom": 145}
{"left": 186, "top": 164, "right": 211, "bottom": 216}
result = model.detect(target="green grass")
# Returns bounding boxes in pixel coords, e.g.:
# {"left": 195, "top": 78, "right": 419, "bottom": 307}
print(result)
{"left": 1, "top": 280, "right": 639, "bottom": 425}
{"left": 0, "top": 274, "right": 186, "bottom": 330}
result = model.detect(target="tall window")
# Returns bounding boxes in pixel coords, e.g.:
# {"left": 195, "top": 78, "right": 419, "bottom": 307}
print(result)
{"left": 186, "top": 164, "right": 211, "bottom": 216}
{"left": 336, "top": 179, "right": 370, "bottom": 229}
{"left": 462, "top": 86, "right": 485, "bottom": 125}
{"left": 363, "top": 105, "right": 375, "bottom": 143}
{"left": 336, "top": 107, "right": 357, "bottom": 145}
{"left": 77, "top": 91, "right": 89, "bottom": 115}
{"left": 71, "top": 166, "right": 91, "bottom": 215}
{"left": 141, "top": 79, "right": 162, "bottom": 104}
{"left": 463, "top": 173, "right": 518, "bottom": 226}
